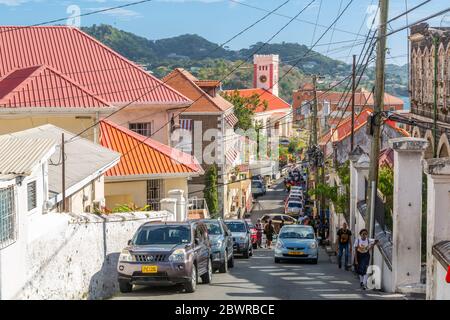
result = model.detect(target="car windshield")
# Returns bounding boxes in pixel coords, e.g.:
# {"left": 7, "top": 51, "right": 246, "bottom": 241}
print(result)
{"left": 279, "top": 228, "right": 314, "bottom": 239}
{"left": 133, "top": 225, "right": 191, "bottom": 245}
{"left": 204, "top": 221, "right": 222, "bottom": 235}
{"left": 288, "top": 202, "right": 302, "bottom": 208}
{"left": 252, "top": 181, "right": 262, "bottom": 188}
{"left": 225, "top": 222, "right": 247, "bottom": 233}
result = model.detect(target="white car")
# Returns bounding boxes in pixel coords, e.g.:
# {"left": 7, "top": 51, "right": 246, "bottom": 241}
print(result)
{"left": 285, "top": 200, "right": 303, "bottom": 216}
{"left": 289, "top": 190, "right": 303, "bottom": 198}
{"left": 287, "top": 194, "right": 304, "bottom": 203}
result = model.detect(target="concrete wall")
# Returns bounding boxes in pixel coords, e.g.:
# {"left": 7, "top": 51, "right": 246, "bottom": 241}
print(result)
{"left": 104, "top": 178, "right": 188, "bottom": 211}
{"left": 67, "top": 176, "right": 105, "bottom": 213}
{"left": 108, "top": 105, "right": 171, "bottom": 145}
{"left": 0, "top": 211, "right": 173, "bottom": 300}
{"left": 104, "top": 180, "right": 147, "bottom": 209}
{"left": 0, "top": 116, "right": 96, "bottom": 141}
{"left": 0, "top": 160, "right": 48, "bottom": 299}
{"left": 373, "top": 246, "right": 394, "bottom": 292}
{"left": 433, "top": 260, "right": 450, "bottom": 300}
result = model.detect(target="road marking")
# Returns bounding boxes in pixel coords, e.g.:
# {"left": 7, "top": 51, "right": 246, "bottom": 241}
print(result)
{"left": 306, "top": 273, "right": 325, "bottom": 275}
{"left": 329, "top": 281, "right": 352, "bottom": 285}
{"left": 320, "top": 294, "right": 363, "bottom": 299}
{"left": 267, "top": 272, "right": 298, "bottom": 276}
{"left": 293, "top": 281, "right": 327, "bottom": 285}
{"left": 310, "top": 289, "right": 341, "bottom": 292}
{"left": 281, "top": 276, "right": 313, "bottom": 280}
{"left": 365, "top": 293, "right": 406, "bottom": 298}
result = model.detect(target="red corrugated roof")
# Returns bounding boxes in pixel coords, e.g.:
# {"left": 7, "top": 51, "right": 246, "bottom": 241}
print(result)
{"left": 320, "top": 107, "right": 409, "bottom": 144}
{"left": 0, "top": 65, "right": 111, "bottom": 108}
{"left": 223, "top": 88, "right": 290, "bottom": 113}
{"left": 99, "top": 119, "right": 203, "bottom": 177}
{"left": 0, "top": 26, "right": 190, "bottom": 106}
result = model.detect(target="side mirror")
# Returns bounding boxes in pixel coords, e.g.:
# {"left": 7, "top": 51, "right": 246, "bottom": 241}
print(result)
{"left": 127, "top": 239, "right": 132, "bottom": 246}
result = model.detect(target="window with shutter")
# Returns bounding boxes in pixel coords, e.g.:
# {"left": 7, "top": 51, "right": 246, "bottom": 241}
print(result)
{"left": 27, "top": 181, "right": 37, "bottom": 211}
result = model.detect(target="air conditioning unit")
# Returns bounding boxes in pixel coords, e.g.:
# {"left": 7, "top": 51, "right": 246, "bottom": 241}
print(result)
{"left": 92, "top": 200, "right": 101, "bottom": 212}
{"left": 42, "top": 200, "right": 54, "bottom": 213}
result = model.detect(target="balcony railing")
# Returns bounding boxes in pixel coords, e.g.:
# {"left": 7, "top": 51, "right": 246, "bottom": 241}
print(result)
{"left": 187, "top": 198, "right": 209, "bottom": 219}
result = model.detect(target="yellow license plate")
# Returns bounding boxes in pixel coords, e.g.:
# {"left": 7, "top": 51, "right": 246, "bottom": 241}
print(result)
{"left": 288, "top": 251, "right": 304, "bottom": 256}
{"left": 141, "top": 265, "right": 158, "bottom": 273}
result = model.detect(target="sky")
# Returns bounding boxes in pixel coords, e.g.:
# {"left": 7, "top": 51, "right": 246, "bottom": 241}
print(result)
{"left": 0, "top": 0, "right": 449, "bottom": 66}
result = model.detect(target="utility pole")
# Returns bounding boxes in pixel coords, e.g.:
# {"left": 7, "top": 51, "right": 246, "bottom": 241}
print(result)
{"left": 312, "top": 75, "right": 319, "bottom": 216}
{"left": 366, "top": 0, "right": 389, "bottom": 237}
{"left": 320, "top": 145, "right": 326, "bottom": 219}
{"left": 433, "top": 35, "right": 439, "bottom": 158}
{"left": 350, "top": 54, "right": 357, "bottom": 152}
{"left": 312, "top": 75, "right": 318, "bottom": 146}
{"left": 61, "top": 133, "right": 66, "bottom": 212}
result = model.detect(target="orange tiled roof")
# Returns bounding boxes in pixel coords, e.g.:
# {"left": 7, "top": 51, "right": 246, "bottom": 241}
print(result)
{"left": 223, "top": 88, "right": 291, "bottom": 113}
{"left": 99, "top": 120, "right": 203, "bottom": 177}
{"left": 163, "top": 68, "right": 233, "bottom": 113}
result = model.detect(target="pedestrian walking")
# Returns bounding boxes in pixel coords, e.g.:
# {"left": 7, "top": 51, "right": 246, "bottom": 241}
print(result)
{"left": 264, "top": 220, "right": 275, "bottom": 249}
{"left": 302, "top": 216, "right": 311, "bottom": 225}
{"left": 354, "top": 229, "right": 379, "bottom": 290}
{"left": 311, "top": 217, "right": 320, "bottom": 236}
{"left": 255, "top": 218, "right": 264, "bottom": 248}
{"left": 336, "top": 222, "right": 352, "bottom": 270}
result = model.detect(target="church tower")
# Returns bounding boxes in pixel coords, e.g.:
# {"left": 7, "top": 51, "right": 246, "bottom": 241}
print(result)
{"left": 253, "top": 54, "right": 279, "bottom": 97}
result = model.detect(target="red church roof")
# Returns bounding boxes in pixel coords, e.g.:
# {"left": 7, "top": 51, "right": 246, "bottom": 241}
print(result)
{"left": 0, "top": 65, "right": 111, "bottom": 108}
{"left": 223, "top": 88, "right": 290, "bottom": 113}
{"left": 99, "top": 120, "right": 203, "bottom": 178}
{"left": 0, "top": 26, "right": 190, "bottom": 106}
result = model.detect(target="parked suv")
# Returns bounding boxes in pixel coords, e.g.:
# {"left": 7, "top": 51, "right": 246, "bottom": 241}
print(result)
{"left": 117, "top": 221, "right": 212, "bottom": 294}
{"left": 224, "top": 220, "right": 253, "bottom": 258}
{"left": 200, "top": 219, "right": 234, "bottom": 273}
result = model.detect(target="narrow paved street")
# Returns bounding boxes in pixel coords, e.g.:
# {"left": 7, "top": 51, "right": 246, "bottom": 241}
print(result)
{"left": 113, "top": 180, "right": 406, "bottom": 300}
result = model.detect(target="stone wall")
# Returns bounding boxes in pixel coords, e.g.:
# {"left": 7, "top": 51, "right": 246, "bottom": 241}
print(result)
{"left": 5, "top": 211, "right": 173, "bottom": 300}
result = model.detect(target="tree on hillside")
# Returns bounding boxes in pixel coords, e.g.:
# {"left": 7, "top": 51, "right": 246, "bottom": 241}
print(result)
{"left": 204, "top": 164, "right": 219, "bottom": 218}
{"left": 221, "top": 90, "right": 267, "bottom": 131}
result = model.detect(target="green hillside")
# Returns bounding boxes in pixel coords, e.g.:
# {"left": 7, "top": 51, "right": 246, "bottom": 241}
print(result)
{"left": 82, "top": 24, "right": 408, "bottom": 103}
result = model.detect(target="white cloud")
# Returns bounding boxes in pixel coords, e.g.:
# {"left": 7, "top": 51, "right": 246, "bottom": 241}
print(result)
{"left": 155, "top": 0, "right": 226, "bottom": 3}
{"left": 0, "top": 0, "right": 28, "bottom": 6}
{"left": 86, "top": 6, "right": 142, "bottom": 19}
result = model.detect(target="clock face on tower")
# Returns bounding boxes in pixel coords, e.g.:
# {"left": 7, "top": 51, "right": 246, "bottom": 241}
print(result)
{"left": 259, "top": 75, "right": 267, "bottom": 83}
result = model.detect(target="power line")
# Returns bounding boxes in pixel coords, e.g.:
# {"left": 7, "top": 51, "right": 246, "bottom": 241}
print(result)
{"left": 64, "top": 0, "right": 301, "bottom": 144}
{"left": 114, "top": 0, "right": 356, "bottom": 166}
{"left": 326, "top": 0, "right": 344, "bottom": 56}
{"left": 0, "top": 0, "right": 292, "bottom": 106}
{"left": 0, "top": 0, "right": 155, "bottom": 35}
{"left": 228, "top": 0, "right": 365, "bottom": 38}
{"left": 310, "top": 0, "right": 323, "bottom": 46}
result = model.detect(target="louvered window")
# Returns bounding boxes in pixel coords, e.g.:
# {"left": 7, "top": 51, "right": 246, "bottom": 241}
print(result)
{"left": 27, "top": 181, "right": 37, "bottom": 211}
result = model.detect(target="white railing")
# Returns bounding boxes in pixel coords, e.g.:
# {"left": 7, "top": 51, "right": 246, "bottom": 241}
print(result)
{"left": 187, "top": 198, "right": 210, "bottom": 218}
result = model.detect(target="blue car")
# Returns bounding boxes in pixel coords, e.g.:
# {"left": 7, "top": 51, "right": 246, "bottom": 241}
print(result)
{"left": 274, "top": 225, "right": 319, "bottom": 264}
